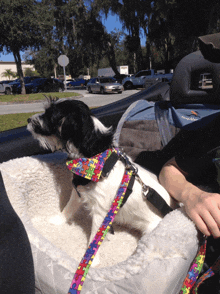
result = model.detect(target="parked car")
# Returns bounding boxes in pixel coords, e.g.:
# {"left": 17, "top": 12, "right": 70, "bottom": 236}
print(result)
{"left": 122, "top": 69, "right": 173, "bottom": 90}
{"left": 18, "top": 78, "right": 64, "bottom": 93}
{"left": 9, "top": 76, "right": 40, "bottom": 93}
{"left": 113, "top": 74, "right": 131, "bottom": 84}
{"left": 0, "top": 80, "right": 13, "bottom": 95}
{"left": 86, "top": 77, "right": 124, "bottom": 94}
{"left": 1, "top": 80, "right": 15, "bottom": 84}
{"left": 66, "top": 78, "right": 87, "bottom": 88}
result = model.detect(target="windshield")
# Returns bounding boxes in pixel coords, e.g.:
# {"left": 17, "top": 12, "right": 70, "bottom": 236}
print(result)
{"left": 99, "top": 78, "right": 115, "bottom": 83}
{"left": 34, "top": 78, "right": 45, "bottom": 84}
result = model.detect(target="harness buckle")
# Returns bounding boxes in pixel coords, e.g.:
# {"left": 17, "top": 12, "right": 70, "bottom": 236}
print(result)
{"left": 142, "top": 185, "right": 150, "bottom": 198}
{"left": 119, "top": 151, "right": 138, "bottom": 174}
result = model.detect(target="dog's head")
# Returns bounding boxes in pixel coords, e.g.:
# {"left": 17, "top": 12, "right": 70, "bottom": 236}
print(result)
{"left": 27, "top": 97, "right": 113, "bottom": 158}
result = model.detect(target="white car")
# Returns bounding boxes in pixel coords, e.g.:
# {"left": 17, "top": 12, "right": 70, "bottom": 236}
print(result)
{"left": 87, "top": 77, "right": 124, "bottom": 94}
{"left": 0, "top": 80, "right": 13, "bottom": 95}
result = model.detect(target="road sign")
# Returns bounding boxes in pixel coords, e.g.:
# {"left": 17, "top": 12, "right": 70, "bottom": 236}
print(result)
{"left": 58, "top": 55, "right": 69, "bottom": 91}
{"left": 58, "top": 55, "right": 69, "bottom": 67}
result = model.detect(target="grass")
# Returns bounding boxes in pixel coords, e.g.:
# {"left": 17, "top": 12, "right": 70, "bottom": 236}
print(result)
{"left": 0, "top": 91, "right": 80, "bottom": 132}
{"left": 0, "top": 112, "right": 40, "bottom": 132}
{"left": 0, "top": 91, "right": 79, "bottom": 103}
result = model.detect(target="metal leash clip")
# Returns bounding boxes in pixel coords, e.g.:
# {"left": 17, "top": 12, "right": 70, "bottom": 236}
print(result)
{"left": 134, "top": 173, "right": 150, "bottom": 198}
{"left": 142, "top": 184, "right": 150, "bottom": 198}
{"left": 119, "top": 151, "right": 138, "bottom": 174}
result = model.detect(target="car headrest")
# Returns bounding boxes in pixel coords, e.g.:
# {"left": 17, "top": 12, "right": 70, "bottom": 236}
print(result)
{"left": 198, "top": 33, "right": 220, "bottom": 63}
{"left": 170, "top": 51, "right": 220, "bottom": 105}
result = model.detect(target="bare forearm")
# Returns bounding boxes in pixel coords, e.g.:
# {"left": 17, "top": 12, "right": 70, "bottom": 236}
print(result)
{"left": 159, "top": 158, "right": 220, "bottom": 238}
{"left": 158, "top": 161, "right": 200, "bottom": 203}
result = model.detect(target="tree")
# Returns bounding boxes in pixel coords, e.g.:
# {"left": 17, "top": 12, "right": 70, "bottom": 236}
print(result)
{"left": 150, "top": 0, "right": 220, "bottom": 69}
{"left": 0, "top": 0, "right": 52, "bottom": 93}
{"left": 73, "top": 3, "right": 121, "bottom": 76}
{"left": 28, "top": 0, "right": 122, "bottom": 78}
{"left": 90, "top": 0, "right": 148, "bottom": 72}
{"left": 1, "top": 69, "right": 17, "bottom": 80}
{"left": 24, "top": 68, "right": 40, "bottom": 77}
{"left": 91, "top": 0, "right": 220, "bottom": 71}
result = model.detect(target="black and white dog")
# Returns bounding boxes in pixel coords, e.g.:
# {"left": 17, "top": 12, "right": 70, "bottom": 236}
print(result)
{"left": 27, "top": 97, "right": 174, "bottom": 266}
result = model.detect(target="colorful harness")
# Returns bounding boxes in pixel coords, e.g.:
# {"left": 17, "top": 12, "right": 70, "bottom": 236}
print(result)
{"left": 66, "top": 148, "right": 136, "bottom": 294}
{"left": 66, "top": 148, "right": 173, "bottom": 294}
{"left": 66, "top": 148, "right": 220, "bottom": 293}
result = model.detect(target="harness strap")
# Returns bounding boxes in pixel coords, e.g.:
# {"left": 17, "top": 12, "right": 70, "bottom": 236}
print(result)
{"left": 179, "top": 237, "right": 207, "bottom": 294}
{"left": 121, "top": 173, "right": 136, "bottom": 208}
{"left": 102, "top": 151, "right": 119, "bottom": 177}
{"left": 191, "top": 250, "right": 220, "bottom": 293}
{"left": 68, "top": 169, "right": 134, "bottom": 294}
{"left": 67, "top": 149, "right": 174, "bottom": 293}
{"left": 146, "top": 187, "right": 173, "bottom": 217}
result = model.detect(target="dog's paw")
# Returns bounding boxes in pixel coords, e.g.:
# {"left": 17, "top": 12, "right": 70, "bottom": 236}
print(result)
{"left": 48, "top": 214, "right": 67, "bottom": 225}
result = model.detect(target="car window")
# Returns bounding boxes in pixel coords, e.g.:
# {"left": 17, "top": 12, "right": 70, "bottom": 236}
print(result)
{"left": 100, "top": 78, "right": 114, "bottom": 83}
{"left": 191, "top": 71, "right": 214, "bottom": 91}
{"left": 35, "top": 79, "right": 44, "bottom": 84}
{"left": 135, "top": 70, "right": 151, "bottom": 77}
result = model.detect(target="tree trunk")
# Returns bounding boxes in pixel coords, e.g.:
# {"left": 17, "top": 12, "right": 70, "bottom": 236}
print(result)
{"left": 106, "top": 40, "right": 120, "bottom": 76}
{"left": 13, "top": 50, "right": 26, "bottom": 94}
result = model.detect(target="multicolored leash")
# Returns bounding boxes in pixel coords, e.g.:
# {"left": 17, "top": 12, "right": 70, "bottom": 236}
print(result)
{"left": 68, "top": 169, "right": 133, "bottom": 294}
{"left": 179, "top": 237, "right": 207, "bottom": 294}
{"left": 191, "top": 250, "right": 220, "bottom": 293}
{"left": 66, "top": 149, "right": 135, "bottom": 294}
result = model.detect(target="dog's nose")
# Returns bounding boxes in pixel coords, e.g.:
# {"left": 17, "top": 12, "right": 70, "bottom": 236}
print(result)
{"left": 27, "top": 118, "right": 31, "bottom": 123}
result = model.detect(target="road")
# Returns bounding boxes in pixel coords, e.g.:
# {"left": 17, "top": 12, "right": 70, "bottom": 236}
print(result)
{"left": 0, "top": 89, "right": 140, "bottom": 115}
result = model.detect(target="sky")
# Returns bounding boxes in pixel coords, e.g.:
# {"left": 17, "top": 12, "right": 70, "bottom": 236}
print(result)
{"left": 0, "top": 14, "right": 146, "bottom": 62}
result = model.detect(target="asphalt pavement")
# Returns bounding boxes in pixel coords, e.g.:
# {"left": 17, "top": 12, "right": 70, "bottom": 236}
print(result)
{"left": 0, "top": 89, "right": 140, "bottom": 115}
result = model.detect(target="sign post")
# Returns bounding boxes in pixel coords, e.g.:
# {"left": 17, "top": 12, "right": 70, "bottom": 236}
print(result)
{"left": 58, "top": 55, "right": 69, "bottom": 91}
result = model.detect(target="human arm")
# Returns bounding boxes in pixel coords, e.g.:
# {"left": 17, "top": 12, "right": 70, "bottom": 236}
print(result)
{"left": 158, "top": 157, "right": 220, "bottom": 238}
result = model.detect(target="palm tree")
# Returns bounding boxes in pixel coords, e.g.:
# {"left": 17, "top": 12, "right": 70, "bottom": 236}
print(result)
{"left": 1, "top": 69, "right": 17, "bottom": 80}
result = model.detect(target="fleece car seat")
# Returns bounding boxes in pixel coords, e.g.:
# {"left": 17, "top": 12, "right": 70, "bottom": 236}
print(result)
{"left": 0, "top": 151, "right": 199, "bottom": 294}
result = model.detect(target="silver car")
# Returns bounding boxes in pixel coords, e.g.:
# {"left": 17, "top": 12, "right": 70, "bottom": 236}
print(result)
{"left": 86, "top": 77, "right": 124, "bottom": 94}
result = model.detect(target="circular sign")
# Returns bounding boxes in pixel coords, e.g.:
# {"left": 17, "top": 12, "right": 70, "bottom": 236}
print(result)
{"left": 58, "top": 55, "right": 69, "bottom": 67}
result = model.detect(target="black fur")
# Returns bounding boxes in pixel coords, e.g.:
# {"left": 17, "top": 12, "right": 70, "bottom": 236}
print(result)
{"left": 28, "top": 98, "right": 114, "bottom": 158}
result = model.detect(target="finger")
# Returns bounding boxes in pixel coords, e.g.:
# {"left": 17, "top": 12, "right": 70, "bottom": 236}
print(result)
{"left": 191, "top": 214, "right": 211, "bottom": 237}
{"left": 200, "top": 211, "right": 220, "bottom": 238}
{"left": 209, "top": 209, "right": 220, "bottom": 238}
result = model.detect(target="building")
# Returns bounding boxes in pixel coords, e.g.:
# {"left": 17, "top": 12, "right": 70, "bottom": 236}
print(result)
{"left": 0, "top": 61, "right": 35, "bottom": 81}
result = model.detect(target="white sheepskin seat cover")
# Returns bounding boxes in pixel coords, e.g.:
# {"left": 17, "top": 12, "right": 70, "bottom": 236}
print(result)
{"left": 0, "top": 152, "right": 199, "bottom": 294}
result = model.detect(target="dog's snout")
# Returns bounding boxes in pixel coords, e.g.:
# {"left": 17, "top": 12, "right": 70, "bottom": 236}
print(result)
{"left": 27, "top": 118, "right": 32, "bottom": 123}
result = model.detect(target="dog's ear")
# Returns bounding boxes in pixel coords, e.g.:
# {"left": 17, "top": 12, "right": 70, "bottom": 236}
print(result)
{"left": 91, "top": 116, "right": 113, "bottom": 135}
{"left": 59, "top": 113, "right": 94, "bottom": 145}
{"left": 44, "top": 95, "right": 59, "bottom": 108}
{"left": 59, "top": 114, "right": 79, "bottom": 141}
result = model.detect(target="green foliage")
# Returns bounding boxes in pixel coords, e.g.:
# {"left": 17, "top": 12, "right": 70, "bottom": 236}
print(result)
{"left": 24, "top": 68, "right": 40, "bottom": 77}
{"left": 91, "top": 0, "right": 220, "bottom": 71}
{"left": 1, "top": 0, "right": 220, "bottom": 80}
{"left": 0, "top": 0, "right": 52, "bottom": 93}
{"left": 1, "top": 69, "right": 17, "bottom": 80}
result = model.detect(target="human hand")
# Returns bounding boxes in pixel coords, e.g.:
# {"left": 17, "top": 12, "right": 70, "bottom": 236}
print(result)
{"left": 183, "top": 189, "right": 220, "bottom": 238}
